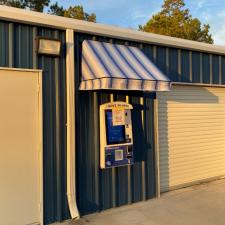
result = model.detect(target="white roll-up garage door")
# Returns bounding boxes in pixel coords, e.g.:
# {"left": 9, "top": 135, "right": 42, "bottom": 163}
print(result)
{"left": 157, "top": 85, "right": 225, "bottom": 192}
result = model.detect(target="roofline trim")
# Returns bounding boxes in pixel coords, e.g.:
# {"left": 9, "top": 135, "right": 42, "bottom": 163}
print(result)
{"left": 1, "top": 5, "right": 225, "bottom": 55}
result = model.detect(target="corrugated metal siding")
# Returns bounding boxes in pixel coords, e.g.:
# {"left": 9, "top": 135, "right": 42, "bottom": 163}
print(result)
{"left": 0, "top": 21, "right": 9, "bottom": 67}
{"left": 168, "top": 48, "right": 179, "bottom": 82}
{"left": 157, "top": 85, "right": 225, "bottom": 192}
{"left": 75, "top": 33, "right": 156, "bottom": 215}
{"left": 192, "top": 52, "right": 201, "bottom": 83}
{"left": 202, "top": 53, "right": 210, "bottom": 83}
{"left": 0, "top": 21, "right": 69, "bottom": 225}
{"left": 143, "top": 44, "right": 223, "bottom": 86}
{"left": 181, "top": 50, "right": 190, "bottom": 82}
{"left": 212, "top": 55, "right": 219, "bottom": 84}
{"left": 2, "top": 17, "right": 225, "bottom": 224}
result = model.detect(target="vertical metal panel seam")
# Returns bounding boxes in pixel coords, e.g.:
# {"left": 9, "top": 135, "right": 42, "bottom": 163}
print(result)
{"left": 178, "top": 49, "right": 181, "bottom": 81}
{"left": 189, "top": 51, "right": 192, "bottom": 82}
{"left": 92, "top": 35, "right": 100, "bottom": 210}
{"left": 154, "top": 97, "right": 160, "bottom": 197}
{"left": 200, "top": 53, "right": 203, "bottom": 83}
{"left": 125, "top": 43, "right": 131, "bottom": 205}
{"left": 140, "top": 97, "right": 146, "bottom": 201}
{"left": 109, "top": 38, "right": 116, "bottom": 209}
{"left": 18, "top": 24, "right": 21, "bottom": 67}
{"left": 210, "top": 54, "right": 213, "bottom": 84}
{"left": 166, "top": 47, "right": 169, "bottom": 76}
{"left": 126, "top": 95, "right": 132, "bottom": 204}
{"left": 139, "top": 43, "right": 146, "bottom": 201}
{"left": 110, "top": 93, "right": 116, "bottom": 208}
{"left": 93, "top": 92, "right": 100, "bottom": 207}
{"left": 153, "top": 46, "right": 157, "bottom": 63}
{"left": 32, "top": 27, "right": 37, "bottom": 69}
{"left": 219, "top": 56, "right": 222, "bottom": 85}
{"left": 8, "top": 23, "right": 13, "bottom": 67}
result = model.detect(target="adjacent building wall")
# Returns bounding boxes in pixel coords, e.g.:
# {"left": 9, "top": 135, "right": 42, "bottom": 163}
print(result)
{"left": 0, "top": 21, "right": 69, "bottom": 225}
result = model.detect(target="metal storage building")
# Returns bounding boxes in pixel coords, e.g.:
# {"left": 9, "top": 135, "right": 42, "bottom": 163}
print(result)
{"left": 1, "top": 5, "right": 225, "bottom": 225}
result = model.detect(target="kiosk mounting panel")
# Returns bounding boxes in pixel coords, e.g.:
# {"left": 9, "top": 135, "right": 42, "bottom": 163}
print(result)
{"left": 100, "top": 102, "right": 134, "bottom": 169}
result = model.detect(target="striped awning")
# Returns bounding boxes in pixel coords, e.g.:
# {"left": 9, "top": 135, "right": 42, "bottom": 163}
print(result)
{"left": 79, "top": 40, "right": 171, "bottom": 92}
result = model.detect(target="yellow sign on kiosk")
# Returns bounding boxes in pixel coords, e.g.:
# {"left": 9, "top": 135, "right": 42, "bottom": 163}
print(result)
{"left": 112, "top": 109, "right": 125, "bottom": 126}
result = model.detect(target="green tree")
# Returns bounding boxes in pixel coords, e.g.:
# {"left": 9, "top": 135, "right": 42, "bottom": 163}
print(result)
{"left": 139, "top": 0, "right": 213, "bottom": 44}
{"left": 50, "top": 4, "right": 96, "bottom": 22}
{"left": 49, "top": 2, "right": 64, "bottom": 16}
{"left": 24, "top": 0, "right": 50, "bottom": 12}
{"left": 0, "top": 0, "right": 25, "bottom": 8}
{"left": 0, "top": 0, "right": 49, "bottom": 11}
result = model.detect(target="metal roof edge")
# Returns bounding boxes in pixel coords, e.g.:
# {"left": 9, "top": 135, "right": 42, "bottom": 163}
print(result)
{"left": 1, "top": 5, "right": 225, "bottom": 55}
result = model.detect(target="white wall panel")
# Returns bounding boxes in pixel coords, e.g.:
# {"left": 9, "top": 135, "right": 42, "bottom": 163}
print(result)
{"left": 0, "top": 69, "right": 42, "bottom": 225}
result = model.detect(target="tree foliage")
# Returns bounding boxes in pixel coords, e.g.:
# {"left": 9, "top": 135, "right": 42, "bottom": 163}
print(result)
{"left": 0, "top": 0, "right": 49, "bottom": 11}
{"left": 63, "top": 6, "right": 96, "bottom": 22}
{"left": 0, "top": 0, "right": 25, "bottom": 8}
{"left": 49, "top": 3, "right": 96, "bottom": 22}
{"left": 24, "top": 0, "right": 50, "bottom": 12}
{"left": 0, "top": 0, "right": 96, "bottom": 22}
{"left": 139, "top": 0, "right": 213, "bottom": 44}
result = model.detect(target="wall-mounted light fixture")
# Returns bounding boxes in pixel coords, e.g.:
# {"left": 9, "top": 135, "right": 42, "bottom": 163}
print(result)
{"left": 36, "top": 37, "right": 62, "bottom": 57}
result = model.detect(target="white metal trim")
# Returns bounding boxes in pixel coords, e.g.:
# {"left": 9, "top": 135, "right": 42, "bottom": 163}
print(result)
{"left": 1, "top": 5, "right": 225, "bottom": 55}
{"left": 154, "top": 98, "right": 160, "bottom": 198}
{"left": 173, "top": 82, "right": 225, "bottom": 88}
{"left": 66, "top": 29, "right": 80, "bottom": 219}
{"left": 0, "top": 67, "right": 42, "bottom": 72}
{"left": 37, "top": 71, "right": 44, "bottom": 225}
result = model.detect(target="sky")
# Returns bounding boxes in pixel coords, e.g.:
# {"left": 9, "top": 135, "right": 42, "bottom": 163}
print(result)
{"left": 56, "top": 0, "right": 225, "bottom": 46}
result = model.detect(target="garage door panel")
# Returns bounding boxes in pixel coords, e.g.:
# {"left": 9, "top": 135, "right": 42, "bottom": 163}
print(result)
{"left": 158, "top": 85, "right": 225, "bottom": 192}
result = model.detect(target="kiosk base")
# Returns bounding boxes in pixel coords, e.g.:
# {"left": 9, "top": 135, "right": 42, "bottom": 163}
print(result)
{"left": 104, "top": 145, "right": 133, "bottom": 168}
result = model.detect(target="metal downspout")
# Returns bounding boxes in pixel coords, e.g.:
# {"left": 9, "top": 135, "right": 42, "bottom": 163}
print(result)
{"left": 66, "top": 29, "right": 80, "bottom": 219}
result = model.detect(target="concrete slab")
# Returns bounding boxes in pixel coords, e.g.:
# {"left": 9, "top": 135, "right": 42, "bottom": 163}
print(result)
{"left": 56, "top": 179, "right": 225, "bottom": 225}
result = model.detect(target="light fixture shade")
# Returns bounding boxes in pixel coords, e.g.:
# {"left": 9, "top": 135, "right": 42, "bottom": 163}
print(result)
{"left": 37, "top": 37, "right": 61, "bottom": 56}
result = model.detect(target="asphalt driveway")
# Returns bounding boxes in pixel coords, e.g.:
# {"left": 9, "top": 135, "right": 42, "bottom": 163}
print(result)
{"left": 60, "top": 178, "right": 225, "bottom": 225}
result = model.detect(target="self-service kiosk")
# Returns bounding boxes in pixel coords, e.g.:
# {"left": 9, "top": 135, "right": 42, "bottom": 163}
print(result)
{"left": 100, "top": 102, "right": 134, "bottom": 169}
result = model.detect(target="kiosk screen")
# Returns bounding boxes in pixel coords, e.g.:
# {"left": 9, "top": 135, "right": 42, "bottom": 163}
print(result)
{"left": 106, "top": 110, "right": 125, "bottom": 145}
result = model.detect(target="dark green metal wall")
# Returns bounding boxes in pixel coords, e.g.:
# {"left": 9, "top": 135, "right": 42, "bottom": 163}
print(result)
{"left": 2, "top": 18, "right": 225, "bottom": 224}
{"left": 0, "top": 21, "right": 69, "bottom": 225}
{"left": 153, "top": 47, "right": 225, "bottom": 85}
{"left": 74, "top": 33, "right": 157, "bottom": 216}
{"left": 74, "top": 32, "right": 225, "bottom": 215}
{"left": 75, "top": 90, "right": 156, "bottom": 215}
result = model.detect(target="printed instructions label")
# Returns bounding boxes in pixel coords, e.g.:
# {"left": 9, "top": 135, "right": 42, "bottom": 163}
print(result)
{"left": 112, "top": 109, "right": 125, "bottom": 126}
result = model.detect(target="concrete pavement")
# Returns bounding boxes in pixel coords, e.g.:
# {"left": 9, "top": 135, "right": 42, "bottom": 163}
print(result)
{"left": 57, "top": 179, "right": 225, "bottom": 225}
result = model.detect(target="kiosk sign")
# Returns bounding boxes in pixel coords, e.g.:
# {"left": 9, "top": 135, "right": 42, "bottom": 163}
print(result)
{"left": 112, "top": 109, "right": 125, "bottom": 126}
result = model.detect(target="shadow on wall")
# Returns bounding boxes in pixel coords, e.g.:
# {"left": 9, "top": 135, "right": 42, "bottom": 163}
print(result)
{"left": 159, "top": 85, "right": 219, "bottom": 192}
{"left": 132, "top": 102, "right": 147, "bottom": 163}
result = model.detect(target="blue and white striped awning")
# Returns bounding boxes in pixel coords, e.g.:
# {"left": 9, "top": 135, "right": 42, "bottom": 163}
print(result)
{"left": 79, "top": 40, "right": 171, "bottom": 92}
